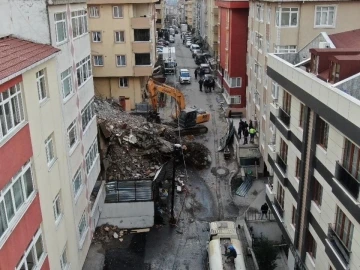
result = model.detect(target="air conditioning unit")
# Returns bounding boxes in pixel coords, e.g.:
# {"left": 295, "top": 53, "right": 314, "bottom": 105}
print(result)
{"left": 319, "top": 42, "right": 330, "bottom": 49}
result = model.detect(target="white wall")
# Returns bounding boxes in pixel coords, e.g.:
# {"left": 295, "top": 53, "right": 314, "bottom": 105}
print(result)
{"left": 99, "top": 202, "right": 155, "bottom": 229}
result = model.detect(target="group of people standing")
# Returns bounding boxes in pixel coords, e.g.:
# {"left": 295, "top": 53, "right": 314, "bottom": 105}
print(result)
{"left": 238, "top": 119, "right": 257, "bottom": 145}
{"left": 195, "top": 68, "right": 215, "bottom": 93}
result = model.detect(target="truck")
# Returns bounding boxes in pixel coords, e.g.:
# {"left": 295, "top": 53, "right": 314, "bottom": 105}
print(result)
{"left": 207, "top": 221, "right": 246, "bottom": 270}
{"left": 162, "top": 47, "right": 177, "bottom": 75}
{"left": 181, "top": 23, "right": 187, "bottom": 33}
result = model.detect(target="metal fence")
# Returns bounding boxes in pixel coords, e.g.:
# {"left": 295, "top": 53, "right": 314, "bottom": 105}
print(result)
{"left": 105, "top": 179, "right": 153, "bottom": 203}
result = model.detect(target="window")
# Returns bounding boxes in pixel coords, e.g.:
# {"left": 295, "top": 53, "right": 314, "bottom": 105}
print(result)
{"left": 295, "top": 157, "right": 301, "bottom": 179}
{"left": 78, "top": 211, "right": 88, "bottom": 240}
{"left": 0, "top": 161, "right": 34, "bottom": 239}
{"left": 67, "top": 119, "right": 78, "bottom": 150}
{"left": 115, "top": 31, "right": 125, "bottom": 43}
{"left": 36, "top": 69, "right": 48, "bottom": 102}
{"left": 312, "top": 179, "right": 323, "bottom": 207}
{"left": 282, "top": 90, "right": 291, "bottom": 115}
{"left": 72, "top": 168, "right": 82, "bottom": 197}
{"left": 255, "top": 32, "right": 263, "bottom": 51}
{"left": 54, "top": 12, "right": 67, "bottom": 43}
{"left": 76, "top": 55, "right": 92, "bottom": 87}
{"left": 0, "top": 83, "right": 25, "bottom": 139}
{"left": 316, "top": 118, "right": 329, "bottom": 149}
{"left": 299, "top": 104, "right": 305, "bottom": 128}
{"left": 81, "top": 99, "right": 95, "bottom": 131}
{"left": 277, "top": 183, "right": 285, "bottom": 209}
{"left": 113, "top": 6, "right": 123, "bottom": 18}
{"left": 280, "top": 138, "right": 288, "bottom": 164}
{"left": 116, "top": 55, "right": 126, "bottom": 66}
{"left": 45, "top": 134, "right": 56, "bottom": 166}
{"left": 53, "top": 194, "right": 62, "bottom": 222}
{"left": 92, "top": 31, "right": 101, "bottom": 42}
{"left": 61, "top": 68, "right": 73, "bottom": 101}
{"left": 315, "top": 6, "right": 336, "bottom": 27}
{"left": 93, "top": 55, "right": 104, "bottom": 66}
{"left": 230, "top": 77, "right": 241, "bottom": 88}
{"left": 134, "top": 29, "right": 150, "bottom": 41}
{"left": 271, "top": 82, "right": 279, "bottom": 99}
{"left": 264, "top": 73, "right": 268, "bottom": 88}
{"left": 266, "top": 40, "right": 270, "bottom": 53}
{"left": 255, "top": 90, "right": 260, "bottom": 107}
{"left": 256, "top": 4, "right": 264, "bottom": 21}
{"left": 135, "top": 53, "right": 151, "bottom": 66}
{"left": 307, "top": 231, "right": 317, "bottom": 259}
{"left": 119, "top": 77, "right": 129, "bottom": 88}
{"left": 230, "top": 96, "right": 241, "bottom": 104}
{"left": 276, "top": 7, "right": 299, "bottom": 27}
{"left": 343, "top": 139, "right": 360, "bottom": 181}
{"left": 275, "top": 45, "right": 297, "bottom": 53}
{"left": 335, "top": 206, "right": 354, "bottom": 250}
{"left": 71, "top": 10, "right": 88, "bottom": 38}
{"left": 89, "top": 6, "right": 100, "bottom": 18}
{"left": 16, "top": 230, "right": 45, "bottom": 270}
{"left": 60, "top": 246, "right": 68, "bottom": 270}
{"left": 85, "top": 139, "right": 98, "bottom": 174}
{"left": 267, "top": 6, "right": 271, "bottom": 24}
{"left": 291, "top": 205, "right": 296, "bottom": 226}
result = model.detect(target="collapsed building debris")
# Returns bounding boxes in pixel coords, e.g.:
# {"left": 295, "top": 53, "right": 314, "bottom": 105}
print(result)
{"left": 94, "top": 98, "right": 211, "bottom": 180}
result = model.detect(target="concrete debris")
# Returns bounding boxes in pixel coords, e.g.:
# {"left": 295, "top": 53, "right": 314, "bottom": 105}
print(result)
{"left": 93, "top": 224, "right": 131, "bottom": 244}
{"left": 130, "top": 228, "right": 150, "bottom": 233}
{"left": 176, "top": 186, "right": 182, "bottom": 193}
{"left": 94, "top": 98, "right": 212, "bottom": 180}
{"left": 113, "top": 232, "right": 119, "bottom": 239}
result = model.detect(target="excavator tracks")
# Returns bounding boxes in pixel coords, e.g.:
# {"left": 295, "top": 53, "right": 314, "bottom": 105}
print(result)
{"left": 178, "top": 125, "right": 208, "bottom": 136}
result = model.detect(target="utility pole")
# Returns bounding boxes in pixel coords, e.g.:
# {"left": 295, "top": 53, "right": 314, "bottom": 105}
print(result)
{"left": 169, "top": 144, "right": 182, "bottom": 225}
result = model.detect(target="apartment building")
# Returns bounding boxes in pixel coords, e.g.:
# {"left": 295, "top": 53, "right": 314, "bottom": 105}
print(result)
{"left": 246, "top": 0, "right": 360, "bottom": 173}
{"left": 216, "top": 0, "right": 249, "bottom": 110}
{"left": 266, "top": 29, "right": 360, "bottom": 270}
{"left": 185, "top": 1, "right": 194, "bottom": 29}
{"left": 155, "top": 0, "right": 163, "bottom": 32}
{"left": 0, "top": 1, "right": 101, "bottom": 269}
{"left": 88, "top": 0, "right": 157, "bottom": 111}
{"left": 205, "top": 0, "right": 219, "bottom": 60}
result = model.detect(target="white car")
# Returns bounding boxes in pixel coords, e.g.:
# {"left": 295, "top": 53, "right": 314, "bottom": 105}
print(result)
{"left": 169, "top": 35, "right": 175, "bottom": 43}
{"left": 186, "top": 40, "right": 192, "bottom": 47}
{"left": 190, "top": 44, "right": 200, "bottom": 52}
{"left": 179, "top": 69, "right": 191, "bottom": 84}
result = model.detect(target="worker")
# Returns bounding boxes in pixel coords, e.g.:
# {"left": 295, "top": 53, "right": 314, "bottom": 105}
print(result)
{"left": 199, "top": 78, "right": 204, "bottom": 92}
{"left": 199, "top": 68, "right": 205, "bottom": 79}
{"left": 194, "top": 68, "right": 198, "bottom": 80}
{"left": 224, "top": 243, "right": 237, "bottom": 263}
{"left": 249, "top": 127, "right": 256, "bottom": 143}
{"left": 249, "top": 119, "right": 253, "bottom": 129}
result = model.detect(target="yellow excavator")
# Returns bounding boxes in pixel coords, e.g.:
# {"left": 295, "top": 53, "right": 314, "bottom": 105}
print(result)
{"left": 146, "top": 78, "right": 210, "bottom": 136}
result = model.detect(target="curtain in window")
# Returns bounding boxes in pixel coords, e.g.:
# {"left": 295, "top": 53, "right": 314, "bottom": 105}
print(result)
{"left": 0, "top": 202, "right": 8, "bottom": 237}
{"left": 23, "top": 167, "right": 34, "bottom": 198}
{"left": 13, "top": 178, "right": 24, "bottom": 210}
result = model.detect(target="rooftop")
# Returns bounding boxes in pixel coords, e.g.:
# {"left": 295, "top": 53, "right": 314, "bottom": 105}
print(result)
{"left": 0, "top": 36, "right": 59, "bottom": 83}
{"left": 329, "top": 29, "right": 360, "bottom": 49}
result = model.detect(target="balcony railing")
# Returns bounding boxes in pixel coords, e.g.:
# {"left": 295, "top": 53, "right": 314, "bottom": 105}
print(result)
{"left": 276, "top": 153, "right": 287, "bottom": 174}
{"left": 279, "top": 107, "right": 290, "bottom": 127}
{"left": 328, "top": 223, "right": 351, "bottom": 266}
{"left": 274, "top": 197, "right": 284, "bottom": 219}
{"left": 335, "top": 161, "right": 360, "bottom": 200}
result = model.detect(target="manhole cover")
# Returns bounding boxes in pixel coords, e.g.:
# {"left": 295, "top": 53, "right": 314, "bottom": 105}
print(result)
{"left": 217, "top": 168, "right": 227, "bottom": 175}
{"left": 211, "top": 167, "right": 230, "bottom": 177}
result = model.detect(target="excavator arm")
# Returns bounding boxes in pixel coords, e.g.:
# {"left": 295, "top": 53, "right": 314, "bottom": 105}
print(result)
{"left": 147, "top": 78, "right": 186, "bottom": 117}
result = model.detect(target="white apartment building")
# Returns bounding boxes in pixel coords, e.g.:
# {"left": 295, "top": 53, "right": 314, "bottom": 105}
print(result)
{"left": 246, "top": 0, "right": 360, "bottom": 174}
{"left": 0, "top": 0, "right": 102, "bottom": 269}
{"left": 266, "top": 30, "right": 360, "bottom": 270}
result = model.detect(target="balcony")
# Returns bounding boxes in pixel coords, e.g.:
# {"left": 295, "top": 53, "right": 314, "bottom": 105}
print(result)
{"left": 155, "top": 4, "right": 161, "bottom": 9}
{"left": 133, "top": 66, "right": 152, "bottom": 76}
{"left": 90, "top": 180, "right": 106, "bottom": 232}
{"left": 327, "top": 223, "right": 351, "bottom": 266}
{"left": 270, "top": 101, "right": 279, "bottom": 117}
{"left": 276, "top": 153, "right": 287, "bottom": 174}
{"left": 266, "top": 183, "right": 275, "bottom": 202}
{"left": 274, "top": 197, "right": 284, "bottom": 219}
{"left": 279, "top": 107, "right": 290, "bottom": 127}
{"left": 213, "top": 8, "right": 219, "bottom": 16}
{"left": 268, "top": 144, "right": 277, "bottom": 161}
{"left": 335, "top": 161, "right": 360, "bottom": 200}
{"left": 132, "top": 42, "right": 151, "bottom": 53}
{"left": 131, "top": 17, "right": 151, "bottom": 29}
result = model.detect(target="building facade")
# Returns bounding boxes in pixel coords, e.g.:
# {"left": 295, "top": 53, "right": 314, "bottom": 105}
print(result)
{"left": 216, "top": 0, "right": 249, "bottom": 110}
{"left": 206, "top": 0, "right": 219, "bottom": 59}
{"left": 155, "top": 0, "right": 164, "bottom": 32}
{"left": 246, "top": 0, "right": 360, "bottom": 173}
{"left": 266, "top": 30, "right": 360, "bottom": 270}
{"left": 88, "top": 0, "right": 157, "bottom": 111}
{"left": 0, "top": 1, "right": 102, "bottom": 269}
{"left": 185, "top": 1, "right": 194, "bottom": 29}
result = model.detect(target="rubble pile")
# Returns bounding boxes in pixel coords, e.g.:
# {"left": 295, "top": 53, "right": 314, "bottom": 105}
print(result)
{"left": 94, "top": 98, "right": 211, "bottom": 180}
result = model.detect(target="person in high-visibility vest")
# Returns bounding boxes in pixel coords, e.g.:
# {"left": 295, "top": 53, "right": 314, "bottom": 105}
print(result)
{"left": 249, "top": 127, "right": 256, "bottom": 143}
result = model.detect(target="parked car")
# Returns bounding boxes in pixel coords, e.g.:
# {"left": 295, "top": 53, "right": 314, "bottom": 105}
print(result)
{"left": 195, "top": 54, "right": 207, "bottom": 65}
{"left": 186, "top": 40, "right": 192, "bottom": 47}
{"left": 190, "top": 44, "right": 201, "bottom": 52}
{"left": 192, "top": 48, "right": 202, "bottom": 58}
{"left": 200, "top": 63, "right": 211, "bottom": 74}
{"left": 179, "top": 69, "right": 191, "bottom": 84}
{"left": 169, "top": 35, "right": 175, "bottom": 43}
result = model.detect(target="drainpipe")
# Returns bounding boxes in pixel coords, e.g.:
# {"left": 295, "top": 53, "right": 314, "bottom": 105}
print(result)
{"left": 46, "top": 0, "right": 53, "bottom": 45}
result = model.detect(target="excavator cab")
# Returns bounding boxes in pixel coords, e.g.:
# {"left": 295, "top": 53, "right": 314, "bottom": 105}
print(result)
{"left": 178, "top": 108, "right": 198, "bottom": 128}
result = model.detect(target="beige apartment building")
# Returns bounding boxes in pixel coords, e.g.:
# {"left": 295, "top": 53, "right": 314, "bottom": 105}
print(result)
{"left": 246, "top": 0, "right": 360, "bottom": 173}
{"left": 206, "top": 0, "right": 219, "bottom": 59}
{"left": 155, "top": 0, "right": 165, "bottom": 31}
{"left": 88, "top": 0, "right": 157, "bottom": 110}
{"left": 185, "top": 1, "right": 193, "bottom": 29}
